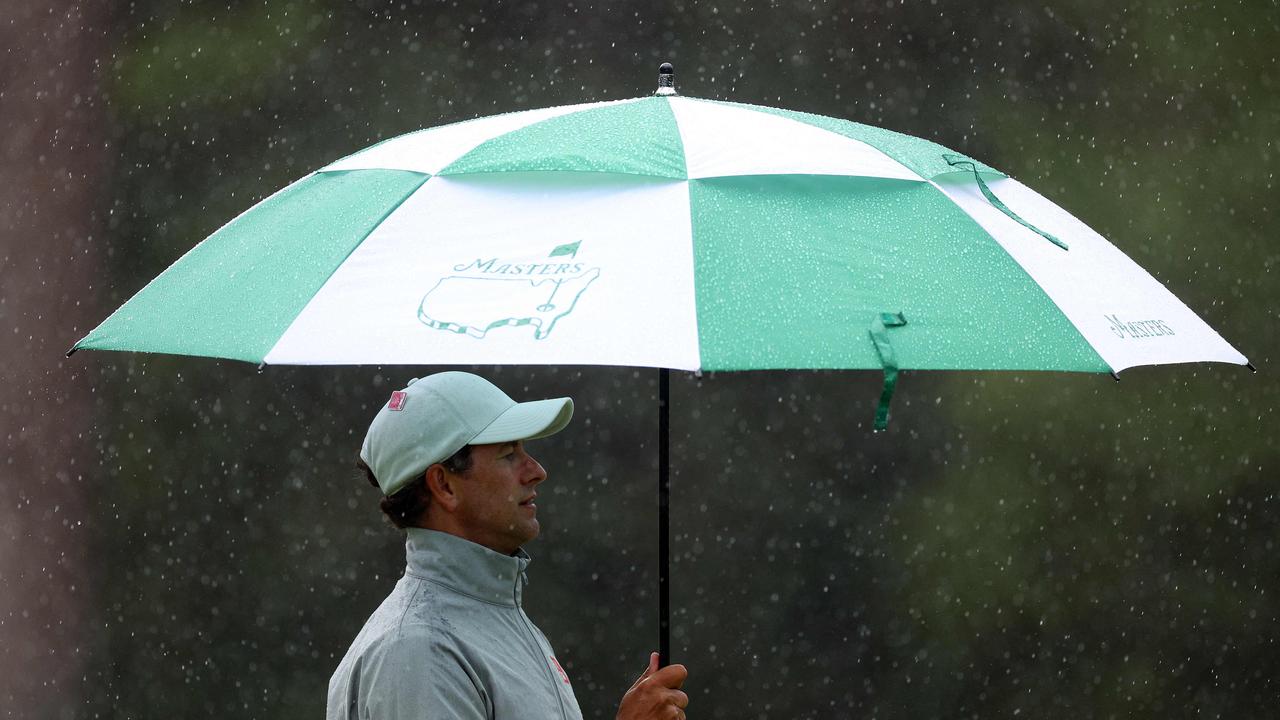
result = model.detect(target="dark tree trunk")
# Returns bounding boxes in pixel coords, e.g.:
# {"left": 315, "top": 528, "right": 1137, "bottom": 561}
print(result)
{"left": 0, "top": 1, "right": 112, "bottom": 713}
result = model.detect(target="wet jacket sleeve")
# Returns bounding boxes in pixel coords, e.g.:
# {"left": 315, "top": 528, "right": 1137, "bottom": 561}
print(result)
{"left": 361, "top": 635, "right": 489, "bottom": 720}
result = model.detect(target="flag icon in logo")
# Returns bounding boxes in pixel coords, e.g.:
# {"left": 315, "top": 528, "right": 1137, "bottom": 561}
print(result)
{"left": 548, "top": 241, "right": 581, "bottom": 259}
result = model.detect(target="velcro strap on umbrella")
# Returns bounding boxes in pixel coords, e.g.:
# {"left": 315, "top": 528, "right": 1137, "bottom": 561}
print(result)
{"left": 869, "top": 312, "right": 907, "bottom": 431}
{"left": 943, "top": 153, "right": 1069, "bottom": 251}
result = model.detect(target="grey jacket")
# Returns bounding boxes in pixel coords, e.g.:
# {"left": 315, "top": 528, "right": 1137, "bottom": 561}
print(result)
{"left": 327, "top": 528, "right": 585, "bottom": 720}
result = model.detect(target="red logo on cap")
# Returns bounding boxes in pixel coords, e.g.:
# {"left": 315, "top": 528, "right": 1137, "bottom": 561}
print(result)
{"left": 388, "top": 391, "right": 408, "bottom": 411}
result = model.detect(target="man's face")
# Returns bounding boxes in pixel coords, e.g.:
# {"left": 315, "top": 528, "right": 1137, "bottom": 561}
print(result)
{"left": 449, "top": 440, "right": 547, "bottom": 555}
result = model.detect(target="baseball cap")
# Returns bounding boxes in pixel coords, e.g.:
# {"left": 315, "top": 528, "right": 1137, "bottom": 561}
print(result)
{"left": 360, "top": 372, "right": 573, "bottom": 496}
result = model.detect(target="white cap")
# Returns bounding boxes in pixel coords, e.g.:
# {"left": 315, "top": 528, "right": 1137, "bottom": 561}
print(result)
{"left": 360, "top": 372, "right": 573, "bottom": 496}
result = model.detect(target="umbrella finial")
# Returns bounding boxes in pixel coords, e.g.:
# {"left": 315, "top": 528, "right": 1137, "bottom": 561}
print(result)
{"left": 655, "top": 62, "right": 676, "bottom": 96}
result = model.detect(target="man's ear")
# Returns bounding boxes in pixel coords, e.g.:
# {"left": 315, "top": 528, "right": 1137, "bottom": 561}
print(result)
{"left": 424, "top": 464, "right": 461, "bottom": 512}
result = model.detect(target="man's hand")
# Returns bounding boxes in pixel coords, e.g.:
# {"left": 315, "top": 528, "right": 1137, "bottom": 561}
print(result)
{"left": 616, "top": 652, "right": 689, "bottom": 720}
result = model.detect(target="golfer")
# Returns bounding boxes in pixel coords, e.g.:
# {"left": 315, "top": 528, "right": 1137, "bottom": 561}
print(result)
{"left": 327, "top": 371, "right": 690, "bottom": 720}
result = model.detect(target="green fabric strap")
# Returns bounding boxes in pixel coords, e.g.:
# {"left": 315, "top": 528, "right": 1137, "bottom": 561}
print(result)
{"left": 869, "top": 311, "right": 907, "bottom": 431}
{"left": 943, "top": 154, "right": 1069, "bottom": 251}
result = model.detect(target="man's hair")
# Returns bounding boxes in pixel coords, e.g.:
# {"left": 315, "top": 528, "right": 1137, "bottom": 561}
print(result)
{"left": 357, "top": 446, "right": 474, "bottom": 529}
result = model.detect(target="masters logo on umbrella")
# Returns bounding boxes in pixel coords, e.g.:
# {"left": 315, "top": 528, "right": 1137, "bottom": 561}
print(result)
{"left": 418, "top": 240, "right": 601, "bottom": 340}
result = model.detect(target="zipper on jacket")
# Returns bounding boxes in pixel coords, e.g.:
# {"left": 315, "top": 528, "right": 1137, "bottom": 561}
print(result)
{"left": 515, "top": 579, "right": 570, "bottom": 720}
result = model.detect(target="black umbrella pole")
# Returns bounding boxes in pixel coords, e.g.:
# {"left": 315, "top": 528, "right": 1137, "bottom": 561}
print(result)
{"left": 658, "top": 367, "right": 671, "bottom": 667}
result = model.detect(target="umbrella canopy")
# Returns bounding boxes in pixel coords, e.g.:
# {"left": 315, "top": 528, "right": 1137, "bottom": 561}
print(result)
{"left": 71, "top": 69, "right": 1251, "bottom": 667}
{"left": 71, "top": 90, "right": 1247, "bottom": 387}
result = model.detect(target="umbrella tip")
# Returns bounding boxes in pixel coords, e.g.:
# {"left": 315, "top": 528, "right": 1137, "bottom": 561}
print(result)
{"left": 655, "top": 62, "right": 676, "bottom": 96}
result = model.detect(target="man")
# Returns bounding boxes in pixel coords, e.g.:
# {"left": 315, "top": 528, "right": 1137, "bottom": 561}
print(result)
{"left": 328, "top": 371, "right": 690, "bottom": 720}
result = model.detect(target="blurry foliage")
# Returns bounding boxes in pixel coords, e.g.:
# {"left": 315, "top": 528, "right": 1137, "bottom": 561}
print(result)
{"left": 63, "top": 0, "right": 1278, "bottom": 718}
{"left": 111, "top": 4, "right": 329, "bottom": 113}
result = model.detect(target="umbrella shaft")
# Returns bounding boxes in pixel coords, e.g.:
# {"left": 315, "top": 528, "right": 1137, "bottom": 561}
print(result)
{"left": 658, "top": 367, "right": 670, "bottom": 666}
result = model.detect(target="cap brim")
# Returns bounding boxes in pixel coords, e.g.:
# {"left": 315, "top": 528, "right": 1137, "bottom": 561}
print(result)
{"left": 470, "top": 397, "right": 573, "bottom": 445}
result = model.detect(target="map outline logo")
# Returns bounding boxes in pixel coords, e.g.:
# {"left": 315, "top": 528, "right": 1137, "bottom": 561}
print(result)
{"left": 417, "top": 241, "right": 600, "bottom": 340}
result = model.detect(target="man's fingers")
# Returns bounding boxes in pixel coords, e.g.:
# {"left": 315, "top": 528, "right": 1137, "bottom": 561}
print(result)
{"left": 669, "top": 689, "right": 689, "bottom": 709}
{"left": 618, "top": 661, "right": 690, "bottom": 720}
{"left": 650, "top": 663, "right": 688, "bottom": 689}
{"left": 630, "top": 652, "right": 660, "bottom": 689}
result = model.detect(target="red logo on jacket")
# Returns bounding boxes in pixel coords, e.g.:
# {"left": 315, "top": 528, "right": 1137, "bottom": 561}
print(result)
{"left": 550, "top": 656, "right": 570, "bottom": 685}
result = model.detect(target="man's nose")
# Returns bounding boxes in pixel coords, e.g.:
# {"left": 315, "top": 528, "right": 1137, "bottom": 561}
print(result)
{"left": 522, "top": 452, "right": 547, "bottom": 484}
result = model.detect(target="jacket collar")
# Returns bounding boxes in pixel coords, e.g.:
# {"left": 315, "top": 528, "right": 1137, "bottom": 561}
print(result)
{"left": 404, "top": 528, "right": 531, "bottom": 607}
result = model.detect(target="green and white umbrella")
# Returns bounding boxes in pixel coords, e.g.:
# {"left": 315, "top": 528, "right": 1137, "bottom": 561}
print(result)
{"left": 73, "top": 84, "right": 1248, "bottom": 410}
{"left": 72, "top": 68, "right": 1250, "bottom": 666}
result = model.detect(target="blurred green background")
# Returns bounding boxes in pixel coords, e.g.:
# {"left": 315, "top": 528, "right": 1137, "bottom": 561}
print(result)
{"left": 3, "top": 1, "right": 1275, "bottom": 718}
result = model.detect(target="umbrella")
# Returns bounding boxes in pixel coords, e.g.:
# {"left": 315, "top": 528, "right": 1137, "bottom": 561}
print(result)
{"left": 70, "top": 64, "right": 1250, "bottom": 665}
